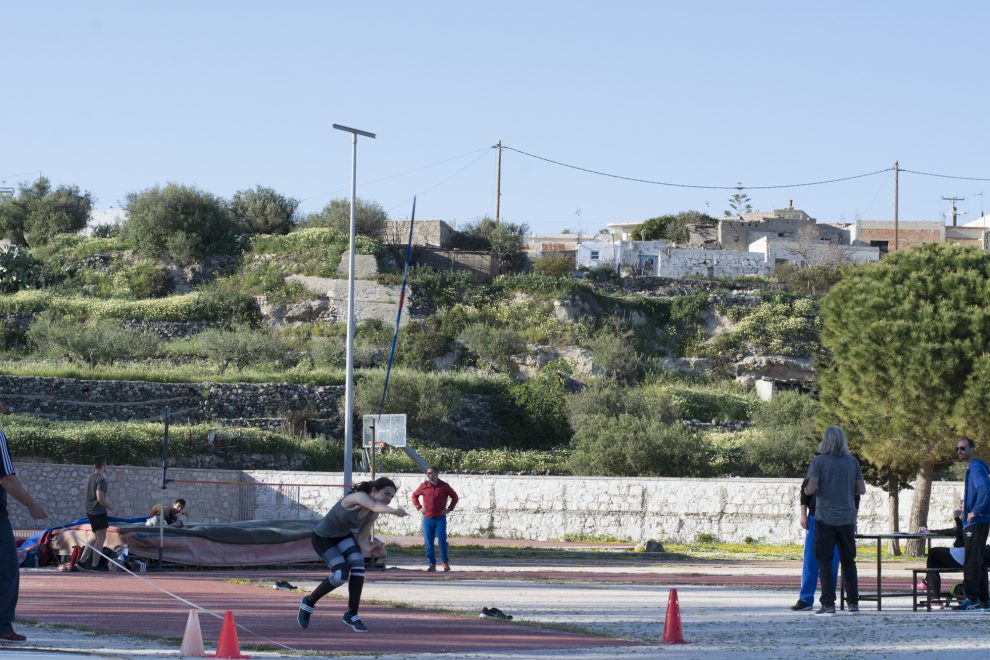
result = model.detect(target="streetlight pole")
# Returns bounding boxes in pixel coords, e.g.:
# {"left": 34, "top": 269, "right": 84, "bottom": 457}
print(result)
{"left": 332, "top": 123, "right": 376, "bottom": 496}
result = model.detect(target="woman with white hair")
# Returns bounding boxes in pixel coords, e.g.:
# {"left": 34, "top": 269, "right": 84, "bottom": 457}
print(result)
{"left": 804, "top": 425, "right": 866, "bottom": 615}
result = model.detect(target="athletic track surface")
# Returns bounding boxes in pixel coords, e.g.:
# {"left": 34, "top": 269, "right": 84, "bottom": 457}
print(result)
{"left": 16, "top": 555, "right": 916, "bottom": 654}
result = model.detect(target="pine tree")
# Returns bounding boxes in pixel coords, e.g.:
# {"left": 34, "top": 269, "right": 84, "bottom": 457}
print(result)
{"left": 819, "top": 243, "right": 990, "bottom": 554}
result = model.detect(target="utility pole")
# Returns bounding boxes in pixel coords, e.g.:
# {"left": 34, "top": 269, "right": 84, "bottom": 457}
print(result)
{"left": 942, "top": 195, "right": 965, "bottom": 227}
{"left": 494, "top": 140, "right": 502, "bottom": 224}
{"left": 893, "top": 161, "right": 899, "bottom": 252}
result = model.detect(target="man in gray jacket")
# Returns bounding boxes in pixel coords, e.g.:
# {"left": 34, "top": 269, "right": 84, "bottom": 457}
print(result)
{"left": 805, "top": 425, "right": 866, "bottom": 615}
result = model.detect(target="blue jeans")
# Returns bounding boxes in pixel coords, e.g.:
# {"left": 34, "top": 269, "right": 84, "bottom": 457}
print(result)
{"left": 0, "top": 516, "right": 18, "bottom": 634}
{"left": 800, "top": 513, "right": 839, "bottom": 605}
{"left": 422, "top": 516, "right": 448, "bottom": 565}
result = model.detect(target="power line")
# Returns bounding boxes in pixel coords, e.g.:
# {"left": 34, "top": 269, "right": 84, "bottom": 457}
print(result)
{"left": 501, "top": 145, "right": 893, "bottom": 190}
{"left": 900, "top": 168, "right": 990, "bottom": 182}
{"left": 298, "top": 146, "right": 492, "bottom": 204}
{"left": 386, "top": 148, "right": 491, "bottom": 214}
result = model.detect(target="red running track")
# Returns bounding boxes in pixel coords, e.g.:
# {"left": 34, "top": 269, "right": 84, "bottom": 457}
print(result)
{"left": 17, "top": 570, "right": 640, "bottom": 655}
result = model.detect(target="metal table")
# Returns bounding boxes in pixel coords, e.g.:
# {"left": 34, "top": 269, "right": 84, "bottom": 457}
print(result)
{"left": 848, "top": 532, "right": 954, "bottom": 611}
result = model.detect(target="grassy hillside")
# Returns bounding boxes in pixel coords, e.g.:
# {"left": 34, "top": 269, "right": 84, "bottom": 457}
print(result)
{"left": 0, "top": 230, "right": 829, "bottom": 477}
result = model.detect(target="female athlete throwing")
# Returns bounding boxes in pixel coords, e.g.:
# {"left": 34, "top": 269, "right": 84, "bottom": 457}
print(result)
{"left": 297, "top": 477, "right": 407, "bottom": 632}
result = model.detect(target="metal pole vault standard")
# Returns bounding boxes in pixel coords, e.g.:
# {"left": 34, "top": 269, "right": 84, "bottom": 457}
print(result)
{"left": 159, "top": 407, "right": 170, "bottom": 571}
{"left": 332, "top": 123, "right": 376, "bottom": 497}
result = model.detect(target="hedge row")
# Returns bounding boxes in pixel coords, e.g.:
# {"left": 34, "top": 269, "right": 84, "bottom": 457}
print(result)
{"left": 3, "top": 416, "right": 339, "bottom": 470}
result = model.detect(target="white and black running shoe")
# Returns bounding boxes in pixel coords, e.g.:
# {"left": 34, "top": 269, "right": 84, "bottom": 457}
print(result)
{"left": 297, "top": 597, "right": 315, "bottom": 629}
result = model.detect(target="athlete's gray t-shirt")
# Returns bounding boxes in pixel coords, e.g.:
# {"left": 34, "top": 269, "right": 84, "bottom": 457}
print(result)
{"left": 85, "top": 472, "right": 108, "bottom": 516}
{"left": 806, "top": 454, "right": 863, "bottom": 526}
{"left": 314, "top": 498, "right": 369, "bottom": 538}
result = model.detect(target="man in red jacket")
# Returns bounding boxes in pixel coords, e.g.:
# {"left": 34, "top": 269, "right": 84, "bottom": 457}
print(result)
{"left": 411, "top": 467, "right": 458, "bottom": 572}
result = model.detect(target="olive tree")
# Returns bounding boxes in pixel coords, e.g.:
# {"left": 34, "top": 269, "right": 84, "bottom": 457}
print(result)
{"left": 299, "top": 197, "right": 387, "bottom": 239}
{"left": 231, "top": 185, "right": 298, "bottom": 235}
{"left": 0, "top": 177, "right": 92, "bottom": 246}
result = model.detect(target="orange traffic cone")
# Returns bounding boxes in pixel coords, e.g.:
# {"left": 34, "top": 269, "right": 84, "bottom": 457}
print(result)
{"left": 208, "top": 611, "right": 249, "bottom": 659}
{"left": 662, "top": 588, "right": 686, "bottom": 644}
{"left": 180, "top": 610, "right": 204, "bottom": 657}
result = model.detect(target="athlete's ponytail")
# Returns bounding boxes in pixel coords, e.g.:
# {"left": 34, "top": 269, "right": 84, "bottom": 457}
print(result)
{"left": 351, "top": 476, "right": 397, "bottom": 494}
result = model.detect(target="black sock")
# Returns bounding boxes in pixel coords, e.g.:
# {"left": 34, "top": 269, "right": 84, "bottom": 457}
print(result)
{"left": 347, "top": 574, "right": 365, "bottom": 613}
{"left": 309, "top": 578, "right": 335, "bottom": 604}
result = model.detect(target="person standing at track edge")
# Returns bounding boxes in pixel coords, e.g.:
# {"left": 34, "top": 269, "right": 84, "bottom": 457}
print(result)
{"left": 0, "top": 400, "right": 48, "bottom": 644}
{"left": 411, "top": 466, "right": 459, "bottom": 572}
{"left": 78, "top": 456, "right": 114, "bottom": 572}
{"left": 791, "top": 471, "right": 840, "bottom": 611}
{"left": 297, "top": 477, "right": 407, "bottom": 633}
{"left": 804, "top": 425, "right": 865, "bottom": 615}
{"left": 952, "top": 437, "right": 990, "bottom": 611}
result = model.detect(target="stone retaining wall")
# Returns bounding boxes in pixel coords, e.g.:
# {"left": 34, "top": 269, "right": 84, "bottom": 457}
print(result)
{"left": 0, "top": 376, "right": 343, "bottom": 424}
{"left": 7, "top": 464, "right": 965, "bottom": 545}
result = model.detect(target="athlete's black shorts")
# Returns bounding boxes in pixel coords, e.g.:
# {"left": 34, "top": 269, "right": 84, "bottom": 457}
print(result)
{"left": 87, "top": 513, "right": 109, "bottom": 532}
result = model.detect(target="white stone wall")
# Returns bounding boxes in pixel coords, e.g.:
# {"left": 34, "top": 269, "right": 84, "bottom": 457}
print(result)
{"left": 6, "top": 465, "right": 966, "bottom": 545}
{"left": 656, "top": 247, "right": 769, "bottom": 279}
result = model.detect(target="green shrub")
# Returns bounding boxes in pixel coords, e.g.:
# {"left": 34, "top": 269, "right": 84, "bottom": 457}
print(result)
{"left": 589, "top": 331, "right": 640, "bottom": 383}
{"left": 459, "top": 323, "right": 527, "bottom": 374}
{"left": 436, "top": 304, "right": 478, "bottom": 339}
{"left": 215, "top": 261, "right": 307, "bottom": 302}
{"left": 231, "top": 186, "right": 298, "bottom": 235}
{"left": 583, "top": 264, "right": 622, "bottom": 285}
{"left": 120, "top": 263, "right": 175, "bottom": 299}
{"left": 653, "top": 384, "right": 755, "bottom": 421}
{"left": 568, "top": 414, "right": 709, "bottom": 477}
{"left": 773, "top": 263, "right": 844, "bottom": 296}
{"left": 493, "top": 371, "right": 572, "bottom": 448}
{"left": 311, "top": 335, "right": 346, "bottom": 369}
{"left": 566, "top": 383, "right": 673, "bottom": 429}
{"left": 27, "top": 312, "right": 161, "bottom": 366}
{"left": 750, "top": 390, "right": 821, "bottom": 429}
{"left": 390, "top": 267, "right": 479, "bottom": 309}
{"left": 395, "top": 319, "right": 450, "bottom": 368}
{"left": 195, "top": 324, "right": 293, "bottom": 373}
{"left": 352, "top": 370, "right": 464, "bottom": 446}
{"left": 705, "top": 427, "right": 817, "bottom": 478}
{"left": 491, "top": 272, "right": 589, "bottom": 298}
{"left": 298, "top": 198, "right": 387, "bottom": 239}
{"left": 124, "top": 184, "right": 236, "bottom": 263}
{"left": 704, "top": 296, "right": 821, "bottom": 358}
{"left": 531, "top": 254, "right": 575, "bottom": 278}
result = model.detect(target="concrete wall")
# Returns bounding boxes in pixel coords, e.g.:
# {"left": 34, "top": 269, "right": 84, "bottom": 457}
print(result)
{"left": 719, "top": 217, "right": 817, "bottom": 251}
{"left": 6, "top": 464, "right": 965, "bottom": 545}
{"left": 383, "top": 220, "right": 454, "bottom": 249}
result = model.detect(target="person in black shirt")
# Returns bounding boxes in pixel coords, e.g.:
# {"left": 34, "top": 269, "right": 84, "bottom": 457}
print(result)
{"left": 791, "top": 473, "right": 839, "bottom": 611}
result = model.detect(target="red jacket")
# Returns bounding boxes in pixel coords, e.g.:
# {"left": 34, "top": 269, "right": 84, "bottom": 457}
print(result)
{"left": 411, "top": 479, "right": 459, "bottom": 519}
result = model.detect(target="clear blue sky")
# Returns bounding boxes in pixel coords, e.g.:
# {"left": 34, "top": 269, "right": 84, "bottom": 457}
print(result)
{"left": 3, "top": 1, "right": 989, "bottom": 235}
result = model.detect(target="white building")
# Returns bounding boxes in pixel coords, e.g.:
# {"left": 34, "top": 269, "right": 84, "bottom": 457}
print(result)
{"left": 748, "top": 237, "right": 880, "bottom": 268}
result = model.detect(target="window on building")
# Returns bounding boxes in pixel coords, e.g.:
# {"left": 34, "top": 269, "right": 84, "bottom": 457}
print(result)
{"left": 590, "top": 250, "right": 600, "bottom": 260}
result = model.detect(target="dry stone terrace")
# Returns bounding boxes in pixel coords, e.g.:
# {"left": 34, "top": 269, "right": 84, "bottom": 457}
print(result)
{"left": 0, "top": 374, "right": 342, "bottom": 424}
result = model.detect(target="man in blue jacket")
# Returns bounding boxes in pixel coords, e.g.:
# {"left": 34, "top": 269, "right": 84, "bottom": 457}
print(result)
{"left": 953, "top": 437, "right": 990, "bottom": 611}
